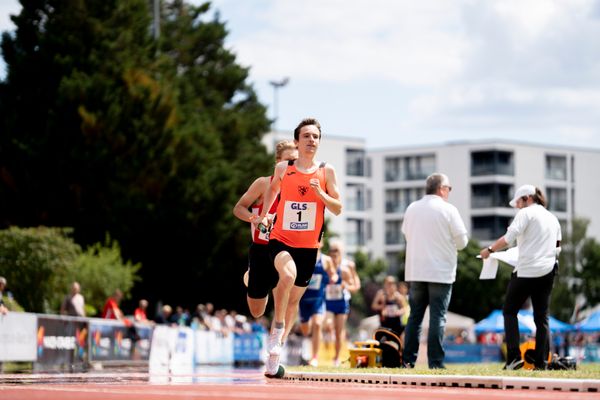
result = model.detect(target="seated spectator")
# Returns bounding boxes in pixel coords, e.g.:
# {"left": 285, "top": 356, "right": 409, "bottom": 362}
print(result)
{"left": 60, "top": 281, "right": 86, "bottom": 317}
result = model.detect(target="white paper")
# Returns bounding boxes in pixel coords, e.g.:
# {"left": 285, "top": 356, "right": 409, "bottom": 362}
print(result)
{"left": 479, "top": 257, "right": 499, "bottom": 280}
{"left": 478, "top": 247, "right": 519, "bottom": 280}
{"left": 492, "top": 247, "right": 519, "bottom": 267}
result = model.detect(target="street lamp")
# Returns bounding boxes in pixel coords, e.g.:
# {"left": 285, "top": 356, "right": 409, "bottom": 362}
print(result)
{"left": 269, "top": 77, "right": 290, "bottom": 130}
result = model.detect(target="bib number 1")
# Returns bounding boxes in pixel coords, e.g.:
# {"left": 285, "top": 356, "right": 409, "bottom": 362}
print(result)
{"left": 282, "top": 201, "right": 316, "bottom": 231}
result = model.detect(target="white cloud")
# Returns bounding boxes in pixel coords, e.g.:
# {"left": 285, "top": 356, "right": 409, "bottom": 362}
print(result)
{"left": 216, "top": 0, "right": 470, "bottom": 86}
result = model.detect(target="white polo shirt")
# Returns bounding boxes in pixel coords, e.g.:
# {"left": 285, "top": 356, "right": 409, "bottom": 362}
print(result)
{"left": 402, "top": 195, "right": 468, "bottom": 284}
{"left": 504, "top": 204, "right": 561, "bottom": 278}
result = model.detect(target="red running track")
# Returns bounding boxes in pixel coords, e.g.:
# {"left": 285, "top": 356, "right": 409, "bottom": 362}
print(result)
{"left": 0, "top": 370, "right": 598, "bottom": 400}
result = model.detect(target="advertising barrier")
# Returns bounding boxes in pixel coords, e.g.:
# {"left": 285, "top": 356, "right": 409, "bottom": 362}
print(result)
{"left": 149, "top": 325, "right": 195, "bottom": 374}
{"left": 233, "top": 332, "right": 266, "bottom": 364}
{"left": 35, "top": 315, "right": 89, "bottom": 371}
{"left": 89, "top": 319, "right": 152, "bottom": 363}
{"left": 445, "top": 344, "right": 502, "bottom": 363}
{"left": 0, "top": 312, "right": 37, "bottom": 362}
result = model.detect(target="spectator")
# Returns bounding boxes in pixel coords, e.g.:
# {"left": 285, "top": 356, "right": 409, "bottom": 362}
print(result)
{"left": 134, "top": 299, "right": 151, "bottom": 324}
{"left": 154, "top": 304, "right": 173, "bottom": 325}
{"left": 170, "top": 306, "right": 190, "bottom": 326}
{"left": 60, "top": 281, "right": 86, "bottom": 317}
{"left": 371, "top": 276, "right": 408, "bottom": 335}
{"left": 401, "top": 173, "right": 468, "bottom": 369}
{"left": 191, "top": 304, "right": 210, "bottom": 330}
{"left": 0, "top": 276, "right": 8, "bottom": 315}
{"left": 101, "top": 289, "right": 125, "bottom": 321}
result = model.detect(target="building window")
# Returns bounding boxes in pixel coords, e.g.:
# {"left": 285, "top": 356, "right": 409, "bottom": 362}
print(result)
{"left": 472, "top": 216, "right": 512, "bottom": 241}
{"left": 346, "top": 149, "right": 366, "bottom": 177}
{"left": 385, "top": 154, "right": 435, "bottom": 182}
{"left": 546, "top": 187, "right": 567, "bottom": 212}
{"left": 385, "top": 220, "right": 404, "bottom": 245}
{"left": 385, "top": 188, "right": 424, "bottom": 213}
{"left": 346, "top": 183, "right": 366, "bottom": 211}
{"left": 471, "top": 183, "right": 513, "bottom": 208}
{"left": 346, "top": 218, "right": 365, "bottom": 246}
{"left": 471, "top": 150, "right": 514, "bottom": 176}
{"left": 386, "top": 251, "right": 400, "bottom": 273}
{"left": 546, "top": 155, "right": 567, "bottom": 181}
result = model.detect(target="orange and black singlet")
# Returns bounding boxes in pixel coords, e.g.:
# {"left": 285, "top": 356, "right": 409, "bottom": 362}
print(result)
{"left": 269, "top": 161, "right": 326, "bottom": 249}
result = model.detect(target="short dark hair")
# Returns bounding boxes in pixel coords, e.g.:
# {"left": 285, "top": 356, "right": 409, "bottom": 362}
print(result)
{"left": 294, "top": 118, "right": 321, "bottom": 140}
{"left": 532, "top": 187, "right": 547, "bottom": 208}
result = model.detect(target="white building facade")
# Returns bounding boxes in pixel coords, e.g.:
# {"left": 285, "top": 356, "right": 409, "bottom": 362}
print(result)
{"left": 263, "top": 132, "right": 600, "bottom": 272}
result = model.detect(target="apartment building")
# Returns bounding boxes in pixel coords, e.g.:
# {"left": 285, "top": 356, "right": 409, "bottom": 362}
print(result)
{"left": 263, "top": 132, "right": 600, "bottom": 272}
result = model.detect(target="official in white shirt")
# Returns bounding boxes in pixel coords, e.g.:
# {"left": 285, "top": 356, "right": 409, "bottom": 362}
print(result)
{"left": 401, "top": 173, "right": 468, "bottom": 369}
{"left": 480, "top": 184, "right": 561, "bottom": 370}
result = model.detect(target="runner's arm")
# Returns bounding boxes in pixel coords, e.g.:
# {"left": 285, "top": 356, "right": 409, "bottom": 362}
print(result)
{"left": 310, "top": 164, "right": 342, "bottom": 215}
{"left": 233, "top": 177, "right": 267, "bottom": 225}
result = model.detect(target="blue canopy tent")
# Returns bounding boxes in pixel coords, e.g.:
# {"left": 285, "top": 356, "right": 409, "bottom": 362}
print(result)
{"left": 576, "top": 310, "right": 600, "bottom": 332}
{"left": 518, "top": 310, "right": 574, "bottom": 333}
{"left": 474, "top": 309, "right": 574, "bottom": 334}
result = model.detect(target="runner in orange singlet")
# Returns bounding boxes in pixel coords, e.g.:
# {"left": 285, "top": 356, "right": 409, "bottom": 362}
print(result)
{"left": 258, "top": 118, "right": 342, "bottom": 377}
{"left": 233, "top": 141, "right": 298, "bottom": 318}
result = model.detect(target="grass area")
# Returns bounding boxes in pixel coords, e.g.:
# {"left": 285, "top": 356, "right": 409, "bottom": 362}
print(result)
{"left": 288, "top": 363, "right": 600, "bottom": 380}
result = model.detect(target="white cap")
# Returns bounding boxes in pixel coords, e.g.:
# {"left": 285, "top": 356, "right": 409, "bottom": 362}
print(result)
{"left": 509, "top": 184, "right": 536, "bottom": 208}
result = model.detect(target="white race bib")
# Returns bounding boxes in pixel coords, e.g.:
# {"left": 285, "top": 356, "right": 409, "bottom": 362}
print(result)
{"left": 307, "top": 274, "right": 322, "bottom": 291}
{"left": 326, "top": 284, "right": 343, "bottom": 300}
{"left": 384, "top": 304, "right": 399, "bottom": 317}
{"left": 281, "top": 201, "right": 316, "bottom": 231}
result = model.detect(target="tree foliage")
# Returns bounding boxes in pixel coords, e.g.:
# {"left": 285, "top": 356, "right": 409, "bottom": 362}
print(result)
{"left": 450, "top": 240, "right": 512, "bottom": 321}
{"left": 0, "top": 227, "right": 138, "bottom": 314}
{"left": 353, "top": 250, "right": 388, "bottom": 316}
{"left": 69, "top": 235, "right": 141, "bottom": 316}
{"left": 0, "top": 1, "right": 271, "bottom": 312}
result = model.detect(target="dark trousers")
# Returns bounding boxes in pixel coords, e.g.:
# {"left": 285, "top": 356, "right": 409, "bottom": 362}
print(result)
{"left": 503, "top": 265, "right": 556, "bottom": 367}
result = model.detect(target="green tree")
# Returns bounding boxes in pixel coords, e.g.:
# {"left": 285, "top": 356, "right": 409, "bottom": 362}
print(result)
{"left": 353, "top": 250, "right": 388, "bottom": 316}
{"left": 0, "top": 1, "right": 271, "bottom": 311}
{"left": 552, "top": 217, "right": 600, "bottom": 321}
{"left": 68, "top": 235, "right": 141, "bottom": 316}
{"left": 0, "top": 227, "right": 80, "bottom": 313}
{"left": 576, "top": 238, "right": 600, "bottom": 308}
{"left": 0, "top": 227, "right": 139, "bottom": 314}
{"left": 450, "top": 240, "right": 512, "bottom": 321}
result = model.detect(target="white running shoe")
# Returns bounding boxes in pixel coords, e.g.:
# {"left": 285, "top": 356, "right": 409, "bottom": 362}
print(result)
{"left": 265, "top": 353, "right": 279, "bottom": 376}
{"left": 309, "top": 358, "right": 318, "bottom": 367}
{"left": 267, "top": 327, "right": 284, "bottom": 356}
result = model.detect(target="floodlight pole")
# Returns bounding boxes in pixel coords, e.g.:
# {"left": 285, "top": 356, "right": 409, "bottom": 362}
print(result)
{"left": 269, "top": 77, "right": 290, "bottom": 130}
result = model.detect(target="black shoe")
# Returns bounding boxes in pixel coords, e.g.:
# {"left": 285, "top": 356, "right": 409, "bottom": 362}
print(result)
{"left": 429, "top": 364, "right": 446, "bottom": 370}
{"left": 503, "top": 359, "right": 524, "bottom": 370}
{"left": 401, "top": 361, "right": 415, "bottom": 369}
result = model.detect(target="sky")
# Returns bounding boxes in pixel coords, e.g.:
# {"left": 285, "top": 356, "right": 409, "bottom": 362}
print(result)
{"left": 2, "top": 0, "right": 600, "bottom": 150}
